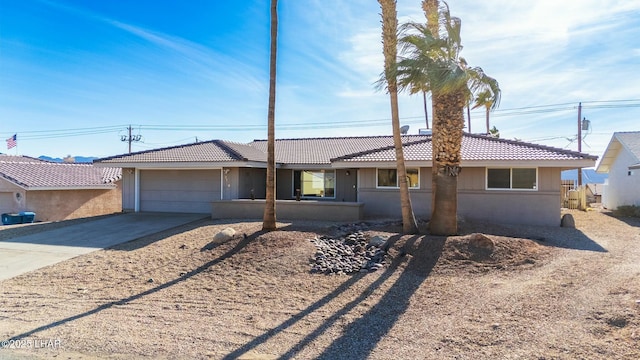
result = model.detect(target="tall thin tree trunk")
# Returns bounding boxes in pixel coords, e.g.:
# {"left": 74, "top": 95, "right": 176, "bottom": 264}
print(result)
{"left": 262, "top": 0, "right": 278, "bottom": 231}
{"left": 380, "top": 0, "right": 418, "bottom": 234}
{"left": 485, "top": 107, "right": 490, "bottom": 134}
{"left": 466, "top": 102, "right": 471, "bottom": 133}
{"left": 423, "top": 90, "right": 430, "bottom": 129}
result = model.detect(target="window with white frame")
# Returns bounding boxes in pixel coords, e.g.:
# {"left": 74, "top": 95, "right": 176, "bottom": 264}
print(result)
{"left": 487, "top": 168, "right": 537, "bottom": 190}
{"left": 377, "top": 168, "right": 419, "bottom": 188}
{"left": 293, "top": 170, "right": 335, "bottom": 198}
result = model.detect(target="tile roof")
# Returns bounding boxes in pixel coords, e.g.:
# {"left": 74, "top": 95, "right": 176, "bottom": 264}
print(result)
{"left": 96, "top": 140, "right": 253, "bottom": 163}
{"left": 250, "top": 136, "right": 426, "bottom": 164}
{"left": 95, "top": 134, "right": 597, "bottom": 167}
{"left": 0, "top": 156, "right": 121, "bottom": 189}
{"left": 332, "top": 134, "right": 597, "bottom": 162}
{"left": 219, "top": 140, "right": 267, "bottom": 162}
{"left": 0, "top": 155, "right": 49, "bottom": 163}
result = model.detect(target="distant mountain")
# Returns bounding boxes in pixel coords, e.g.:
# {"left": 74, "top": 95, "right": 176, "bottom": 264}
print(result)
{"left": 561, "top": 168, "right": 608, "bottom": 184}
{"left": 38, "top": 155, "right": 97, "bottom": 163}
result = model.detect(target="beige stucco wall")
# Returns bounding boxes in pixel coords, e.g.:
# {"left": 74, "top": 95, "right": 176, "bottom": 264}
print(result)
{"left": 0, "top": 178, "right": 26, "bottom": 215}
{"left": 25, "top": 182, "right": 122, "bottom": 222}
{"left": 237, "top": 168, "right": 266, "bottom": 199}
{"left": 359, "top": 167, "right": 562, "bottom": 226}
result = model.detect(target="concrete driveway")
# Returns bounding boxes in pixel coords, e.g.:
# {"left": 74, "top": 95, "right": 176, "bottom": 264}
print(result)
{"left": 0, "top": 212, "right": 207, "bottom": 281}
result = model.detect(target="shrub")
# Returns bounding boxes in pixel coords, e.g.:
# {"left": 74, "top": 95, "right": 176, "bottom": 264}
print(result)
{"left": 613, "top": 205, "right": 640, "bottom": 218}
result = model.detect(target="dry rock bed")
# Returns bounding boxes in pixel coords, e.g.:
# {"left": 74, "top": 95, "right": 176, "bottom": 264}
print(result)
{"left": 0, "top": 210, "right": 638, "bottom": 359}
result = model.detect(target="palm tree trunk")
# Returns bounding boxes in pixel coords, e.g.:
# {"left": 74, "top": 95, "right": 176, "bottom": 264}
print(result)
{"left": 380, "top": 0, "right": 418, "bottom": 234}
{"left": 423, "top": 90, "right": 429, "bottom": 129}
{"left": 485, "top": 107, "right": 490, "bottom": 134}
{"left": 429, "top": 90, "right": 465, "bottom": 235}
{"left": 466, "top": 102, "right": 471, "bottom": 133}
{"left": 262, "top": 0, "right": 278, "bottom": 231}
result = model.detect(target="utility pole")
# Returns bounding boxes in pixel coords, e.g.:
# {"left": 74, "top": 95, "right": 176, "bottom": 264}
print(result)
{"left": 120, "top": 125, "right": 142, "bottom": 154}
{"left": 577, "top": 102, "right": 582, "bottom": 187}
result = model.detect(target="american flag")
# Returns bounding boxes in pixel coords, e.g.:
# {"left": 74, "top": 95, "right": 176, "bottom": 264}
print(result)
{"left": 6, "top": 134, "right": 17, "bottom": 149}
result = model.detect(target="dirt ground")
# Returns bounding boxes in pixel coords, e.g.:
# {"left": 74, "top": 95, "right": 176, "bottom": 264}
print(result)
{"left": 0, "top": 210, "right": 638, "bottom": 359}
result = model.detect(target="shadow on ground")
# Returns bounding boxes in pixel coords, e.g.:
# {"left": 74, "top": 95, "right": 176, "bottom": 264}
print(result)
{"left": 458, "top": 220, "right": 608, "bottom": 253}
{"left": 0, "top": 214, "right": 122, "bottom": 240}
{"left": 224, "top": 235, "right": 445, "bottom": 360}
{"left": 603, "top": 212, "right": 640, "bottom": 228}
{"left": 1, "top": 229, "right": 260, "bottom": 344}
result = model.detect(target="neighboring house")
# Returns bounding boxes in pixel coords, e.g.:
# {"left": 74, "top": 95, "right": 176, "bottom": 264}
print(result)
{"left": 595, "top": 131, "right": 640, "bottom": 209}
{"left": 0, "top": 155, "right": 122, "bottom": 222}
{"left": 94, "top": 134, "right": 596, "bottom": 226}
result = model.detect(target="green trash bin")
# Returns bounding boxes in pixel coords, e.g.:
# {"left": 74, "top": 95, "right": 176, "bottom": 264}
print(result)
{"left": 2, "top": 213, "right": 23, "bottom": 225}
{"left": 19, "top": 211, "right": 36, "bottom": 223}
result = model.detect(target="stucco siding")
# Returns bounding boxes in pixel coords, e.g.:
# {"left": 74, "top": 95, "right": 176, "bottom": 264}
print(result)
{"left": 359, "top": 189, "right": 431, "bottom": 218}
{"left": 222, "top": 168, "right": 239, "bottom": 200}
{"left": 139, "top": 169, "right": 220, "bottom": 213}
{"left": 238, "top": 168, "right": 266, "bottom": 199}
{"left": 359, "top": 166, "right": 562, "bottom": 226}
{"left": 458, "top": 190, "right": 560, "bottom": 226}
{"left": 0, "top": 178, "right": 24, "bottom": 214}
{"left": 358, "top": 167, "right": 432, "bottom": 218}
{"left": 25, "top": 183, "right": 122, "bottom": 222}
{"left": 459, "top": 167, "right": 483, "bottom": 190}
{"left": 603, "top": 149, "right": 640, "bottom": 208}
{"left": 538, "top": 167, "right": 560, "bottom": 191}
{"left": 276, "top": 169, "right": 294, "bottom": 199}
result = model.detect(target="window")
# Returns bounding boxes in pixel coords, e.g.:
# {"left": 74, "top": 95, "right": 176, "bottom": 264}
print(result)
{"left": 377, "top": 168, "right": 419, "bottom": 188}
{"left": 487, "top": 168, "right": 537, "bottom": 190}
{"left": 293, "top": 170, "right": 335, "bottom": 198}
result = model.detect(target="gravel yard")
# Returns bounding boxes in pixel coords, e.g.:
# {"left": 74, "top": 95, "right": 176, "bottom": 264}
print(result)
{"left": 0, "top": 210, "right": 638, "bottom": 359}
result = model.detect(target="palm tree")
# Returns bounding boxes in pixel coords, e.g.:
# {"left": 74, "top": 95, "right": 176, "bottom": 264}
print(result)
{"left": 398, "top": 0, "right": 499, "bottom": 235}
{"left": 471, "top": 73, "right": 501, "bottom": 134}
{"left": 379, "top": 0, "right": 419, "bottom": 234}
{"left": 262, "top": 0, "right": 278, "bottom": 231}
{"left": 396, "top": 68, "right": 431, "bottom": 129}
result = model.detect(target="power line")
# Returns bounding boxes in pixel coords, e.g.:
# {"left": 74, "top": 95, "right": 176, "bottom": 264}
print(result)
{"left": 6, "top": 99, "right": 640, "bottom": 141}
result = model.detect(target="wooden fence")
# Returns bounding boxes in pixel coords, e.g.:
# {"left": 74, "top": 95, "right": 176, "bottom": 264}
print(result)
{"left": 561, "top": 180, "right": 587, "bottom": 210}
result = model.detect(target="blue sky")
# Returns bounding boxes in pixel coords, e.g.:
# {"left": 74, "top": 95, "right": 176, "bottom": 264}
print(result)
{"left": 1, "top": 0, "right": 639, "bottom": 160}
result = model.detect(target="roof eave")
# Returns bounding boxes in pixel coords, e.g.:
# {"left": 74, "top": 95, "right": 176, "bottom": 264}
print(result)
{"left": 331, "top": 159, "right": 597, "bottom": 168}
{"left": 94, "top": 161, "right": 241, "bottom": 169}
{"left": 94, "top": 161, "right": 277, "bottom": 169}
{"left": 595, "top": 136, "right": 622, "bottom": 173}
{"left": 280, "top": 163, "right": 333, "bottom": 170}
{"left": 26, "top": 185, "right": 118, "bottom": 191}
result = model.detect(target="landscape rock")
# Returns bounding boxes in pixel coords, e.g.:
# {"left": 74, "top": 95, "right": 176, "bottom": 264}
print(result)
{"left": 468, "top": 233, "right": 495, "bottom": 251}
{"left": 214, "top": 227, "right": 236, "bottom": 243}
{"left": 561, "top": 214, "right": 576, "bottom": 228}
{"left": 309, "top": 231, "right": 390, "bottom": 275}
{"left": 368, "top": 235, "right": 388, "bottom": 247}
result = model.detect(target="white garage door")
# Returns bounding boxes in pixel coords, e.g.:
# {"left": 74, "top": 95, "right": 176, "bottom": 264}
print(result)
{"left": 140, "top": 170, "right": 221, "bottom": 213}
